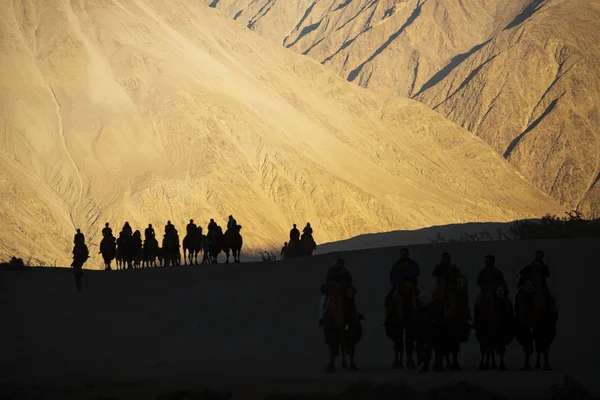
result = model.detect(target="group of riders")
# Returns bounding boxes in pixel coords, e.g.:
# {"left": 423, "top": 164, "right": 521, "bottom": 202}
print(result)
{"left": 281, "top": 223, "right": 317, "bottom": 258}
{"left": 318, "top": 249, "right": 559, "bottom": 373}
{"left": 71, "top": 216, "right": 243, "bottom": 278}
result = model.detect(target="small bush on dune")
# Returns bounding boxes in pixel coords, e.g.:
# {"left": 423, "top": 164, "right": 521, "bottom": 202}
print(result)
{"left": 429, "top": 210, "right": 600, "bottom": 244}
{"left": 259, "top": 251, "right": 277, "bottom": 262}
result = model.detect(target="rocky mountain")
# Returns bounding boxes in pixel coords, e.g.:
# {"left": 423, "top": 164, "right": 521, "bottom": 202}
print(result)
{"left": 205, "top": 0, "right": 600, "bottom": 213}
{"left": 0, "top": 0, "right": 562, "bottom": 267}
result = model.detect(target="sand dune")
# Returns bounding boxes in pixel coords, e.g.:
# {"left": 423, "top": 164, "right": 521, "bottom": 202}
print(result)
{"left": 0, "top": 0, "right": 563, "bottom": 267}
{"left": 1, "top": 238, "right": 599, "bottom": 399}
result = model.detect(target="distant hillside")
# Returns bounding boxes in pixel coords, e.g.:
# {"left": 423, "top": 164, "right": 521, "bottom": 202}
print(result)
{"left": 0, "top": 0, "right": 562, "bottom": 267}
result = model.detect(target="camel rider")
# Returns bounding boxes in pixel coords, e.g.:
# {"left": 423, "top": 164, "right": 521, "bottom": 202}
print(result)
{"left": 132, "top": 230, "right": 142, "bottom": 249}
{"left": 281, "top": 242, "right": 288, "bottom": 260}
{"left": 227, "top": 215, "right": 237, "bottom": 231}
{"left": 474, "top": 254, "right": 506, "bottom": 322}
{"left": 433, "top": 252, "right": 460, "bottom": 282}
{"left": 387, "top": 248, "right": 421, "bottom": 301}
{"left": 187, "top": 219, "right": 197, "bottom": 235}
{"left": 319, "top": 258, "right": 353, "bottom": 326}
{"left": 518, "top": 250, "right": 555, "bottom": 305}
{"left": 102, "top": 223, "right": 112, "bottom": 238}
{"left": 73, "top": 229, "right": 85, "bottom": 249}
{"left": 122, "top": 222, "right": 133, "bottom": 237}
{"left": 290, "top": 224, "right": 300, "bottom": 242}
{"left": 165, "top": 220, "right": 175, "bottom": 236}
{"left": 208, "top": 219, "right": 217, "bottom": 233}
{"left": 145, "top": 224, "right": 155, "bottom": 241}
{"left": 303, "top": 223, "right": 313, "bottom": 236}
{"left": 431, "top": 252, "right": 460, "bottom": 304}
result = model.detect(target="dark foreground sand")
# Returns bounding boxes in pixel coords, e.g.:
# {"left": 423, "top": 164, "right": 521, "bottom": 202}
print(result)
{"left": 1, "top": 238, "right": 599, "bottom": 399}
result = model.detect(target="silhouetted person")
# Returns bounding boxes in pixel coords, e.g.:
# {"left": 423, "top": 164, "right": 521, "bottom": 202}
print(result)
{"left": 187, "top": 219, "right": 197, "bottom": 235}
{"left": 387, "top": 248, "right": 420, "bottom": 300}
{"left": 165, "top": 220, "right": 175, "bottom": 236}
{"left": 72, "top": 235, "right": 89, "bottom": 292}
{"left": 102, "top": 223, "right": 112, "bottom": 238}
{"left": 122, "top": 222, "right": 133, "bottom": 237}
{"left": 319, "top": 258, "right": 353, "bottom": 326}
{"left": 281, "top": 242, "right": 288, "bottom": 260}
{"left": 290, "top": 224, "right": 300, "bottom": 242}
{"left": 433, "top": 252, "right": 460, "bottom": 283}
{"left": 518, "top": 250, "right": 554, "bottom": 304}
{"left": 73, "top": 229, "right": 85, "bottom": 247}
{"left": 227, "top": 215, "right": 237, "bottom": 231}
{"left": 208, "top": 218, "right": 217, "bottom": 233}
{"left": 145, "top": 224, "right": 155, "bottom": 240}
{"left": 474, "top": 255, "right": 506, "bottom": 325}
{"left": 303, "top": 223, "right": 313, "bottom": 236}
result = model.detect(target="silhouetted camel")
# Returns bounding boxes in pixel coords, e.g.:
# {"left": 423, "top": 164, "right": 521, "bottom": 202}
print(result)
{"left": 224, "top": 225, "right": 243, "bottom": 263}
{"left": 183, "top": 226, "right": 202, "bottom": 265}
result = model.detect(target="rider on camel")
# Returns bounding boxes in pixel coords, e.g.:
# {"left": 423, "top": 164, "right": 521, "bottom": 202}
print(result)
{"left": 319, "top": 258, "right": 354, "bottom": 326}
{"left": 208, "top": 218, "right": 217, "bottom": 233}
{"left": 474, "top": 254, "right": 506, "bottom": 325}
{"left": 433, "top": 252, "right": 460, "bottom": 282}
{"left": 518, "top": 250, "right": 555, "bottom": 307}
{"left": 187, "top": 219, "right": 197, "bottom": 235}
{"left": 227, "top": 215, "right": 237, "bottom": 231}
{"left": 102, "top": 223, "right": 112, "bottom": 238}
{"left": 165, "top": 221, "right": 175, "bottom": 236}
{"left": 431, "top": 252, "right": 460, "bottom": 302}
{"left": 281, "top": 242, "right": 288, "bottom": 260}
{"left": 290, "top": 224, "right": 300, "bottom": 243}
{"left": 73, "top": 229, "right": 85, "bottom": 247}
{"left": 145, "top": 224, "right": 155, "bottom": 241}
{"left": 387, "top": 248, "right": 421, "bottom": 301}
{"left": 122, "top": 222, "right": 133, "bottom": 237}
{"left": 303, "top": 223, "right": 313, "bottom": 236}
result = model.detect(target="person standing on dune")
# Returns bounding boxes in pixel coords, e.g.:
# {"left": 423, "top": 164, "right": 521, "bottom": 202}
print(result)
{"left": 71, "top": 232, "right": 89, "bottom": 292}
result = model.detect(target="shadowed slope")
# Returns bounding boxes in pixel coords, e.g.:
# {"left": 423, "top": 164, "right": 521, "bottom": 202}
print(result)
{"left": 1, "top": 238, "right": 599, "bottom": 395}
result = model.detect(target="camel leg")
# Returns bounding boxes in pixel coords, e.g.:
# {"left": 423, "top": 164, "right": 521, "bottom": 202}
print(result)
{"left": 535, "top": 349, "right": 542, "bottom": 369}
{"left": 406, "top": 330, "right": 416, "bottom": 369}
{"left": 491, "top": 347, "right": 498, "bottom": 369}
{"left": 347, "top": 342, "right": 358, "bottom": 371}
{"left": 327, "top": 346, "right": 336, "bottom": 373}
{"left": 542, "top": 350, "right": 552, "bottom": 371}
{"left": 451, "top": 350, "right": 462, "bottom": 371}
{"left": 341, "top": 341, "right": 348, "bottom": 369}
{"left": 497, "top": 345, "right": 508, "bottom": 370}
{"left": 478, "top": 343, "right": 488, "bottom": 370}
{"left": 392, "top": 334, "right": 404, "bottom": 369}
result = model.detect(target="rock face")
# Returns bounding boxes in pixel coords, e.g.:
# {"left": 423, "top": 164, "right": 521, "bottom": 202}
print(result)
{"left": 206, "top": 0, "right": 600, "bottom": 212}
{"left": 417, "top": 0, "right": 600, "bottom": 214}
{"left": 0, "top": 0, "right": 562, "bottom": 267}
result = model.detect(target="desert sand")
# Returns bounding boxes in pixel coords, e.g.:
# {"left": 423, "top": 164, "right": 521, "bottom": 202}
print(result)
{"left": 1, "top": 237, "right": 599, "bottom": 399}
{"left": 0, "top": 0, "right": 564, "bottom": 267}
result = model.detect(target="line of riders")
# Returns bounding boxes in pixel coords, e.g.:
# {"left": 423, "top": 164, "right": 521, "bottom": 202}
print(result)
{"left": 281, "top": 223, "right": 318, "bottom": 258}
{"left": 71, "top": 216, "right": 245, "bottom": 274}
{"left": 318, "top": 249, "right": 559, "bottom": 374}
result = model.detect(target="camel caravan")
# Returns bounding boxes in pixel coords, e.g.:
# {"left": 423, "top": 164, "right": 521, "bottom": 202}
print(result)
{"left": 94, "top": 215, "right": 243, "bottom": 270}
{"left": 281, "top": 223, "right": 317, "bottom": 259}
{"left": 318, "top": 250, "right": 559, "bottom": 374}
